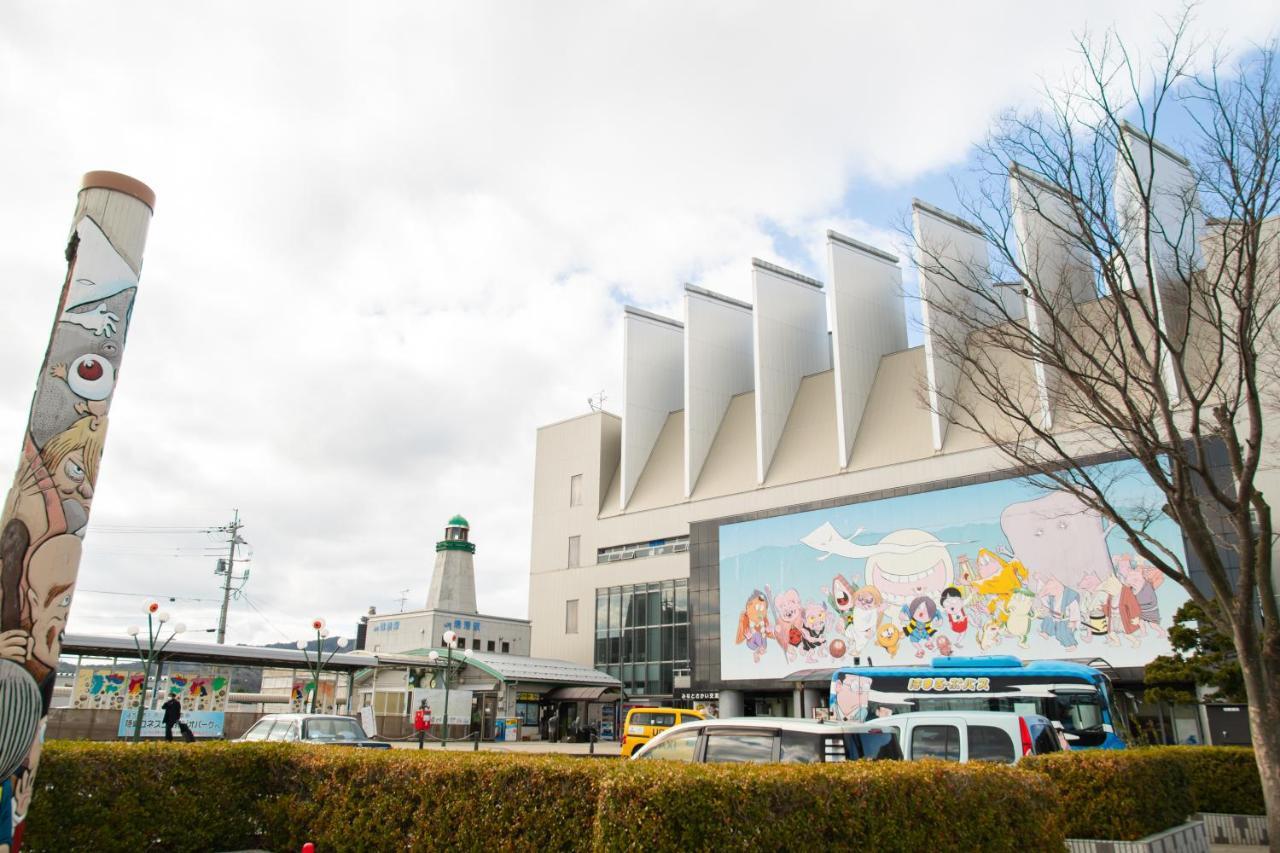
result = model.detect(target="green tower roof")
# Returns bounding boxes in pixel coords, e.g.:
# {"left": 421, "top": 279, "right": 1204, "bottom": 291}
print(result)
{"left": 447, "top": 514, "right": 470, "bottom": 528}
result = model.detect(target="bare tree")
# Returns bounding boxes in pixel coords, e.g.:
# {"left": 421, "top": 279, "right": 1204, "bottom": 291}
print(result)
{"left": 910, "top": 14, "right": 1280, "bottom": 841}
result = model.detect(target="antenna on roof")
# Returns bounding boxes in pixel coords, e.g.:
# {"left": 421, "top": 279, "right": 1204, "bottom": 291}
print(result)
{"left": 398, "top": 589, "right": 410, "bottom": 612}
{"left": 587, "top": 390, "right": 607, "bottom": 412}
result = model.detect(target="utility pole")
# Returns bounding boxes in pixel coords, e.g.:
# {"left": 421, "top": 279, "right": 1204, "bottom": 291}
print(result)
{"left": 215, "top": 509, "right": 249, "bottom": 644}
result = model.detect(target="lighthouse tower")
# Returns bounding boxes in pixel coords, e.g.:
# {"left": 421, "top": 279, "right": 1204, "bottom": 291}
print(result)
{"left": 426, "top": 515, "right": 478, "bottom": 614}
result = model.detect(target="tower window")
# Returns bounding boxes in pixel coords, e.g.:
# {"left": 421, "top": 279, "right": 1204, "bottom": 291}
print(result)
{"left": 566, "top": 599, "right": 579, "bottom": 634}
{"left": 568, "top": 536, "right": 581, "bottom": 568}
{"left": 569, "top": 474, "right": 583, "bottom": 507}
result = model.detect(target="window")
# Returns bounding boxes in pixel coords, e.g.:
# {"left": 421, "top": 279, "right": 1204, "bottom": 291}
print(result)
{"left": 595, "top": 536, "right": 689, "bottom": 564}
{"left": 472, "top": 638, "right": 480, "bottom": 650}
{"left": 629, "top": 712, "right": 676, "bottom": 728}
{"left": 565, "top": 599, "right": 579, "bottom": 634}
{"left": 967, "top": 725, "right": 1016, "bottom": 763}
{"left": 1031, "top": 723, "right": 1061, "bottom": 754}
{"left": 779, "top": 732, "right": 823, "bottom": 764}
{"left": 569, "top": 474, "right": 583, "bottom": 507}
{"left": 487, "top": 640, "right": 495, "bottom": 652}
{"left": 704, "top": 732, "right": 776, "bottom": 764}
{"left": 501, "top": 641, "right": 510, "bottom": 654}
{"left": 242, "top": 719, "right": 277, "bottom": 741}
{"left": 568, "top": 536, "right": 580, "bottom": 568}
{"left": 594, "top": 580, "right": 690, "bottom": 697}
{"left": 845, "top": 731, "right": 903, "bottom": 761}
{"left": 639, "top": 732, "right": 699, "bottom": 761}
{"left": 911, "top": 725, "right": 961, "bottom": 762}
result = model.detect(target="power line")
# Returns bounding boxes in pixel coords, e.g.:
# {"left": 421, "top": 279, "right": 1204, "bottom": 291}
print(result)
{"left": 237, "top": 592, "right": 292, "bottom": 643}
{"left": 77, "top": 589, "right": 224, "bottom": 603}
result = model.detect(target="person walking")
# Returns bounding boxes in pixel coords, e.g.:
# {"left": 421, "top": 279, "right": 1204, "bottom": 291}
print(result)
{"left": 413, "top": 701, "right": 432, "bottom": 749}
{"left": 161, "top": 695, "right": 182, "bottom": 742}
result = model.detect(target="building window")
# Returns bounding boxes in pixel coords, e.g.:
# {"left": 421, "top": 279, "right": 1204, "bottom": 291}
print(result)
{"left": 596, "top": 536, "right": 688, "bottom": 564}
{"left": 501, "top": 641, "right": 510, "bottom": 654}
{"left": 594, "top": 579, "right": 689, "bottom": 697}
{"left": 568, "top": 536, "right": 581, "bottom": 568}
{"left": 472, "top": 638, "right": 480, "bottom": 650}
{"left": 566, "top": 599, "right": 579, "bottom": 634}
{"left": 487, "top": 640, "right": 495, "bottom": 652}
{"left": 569, "top": 474, "right": 583, "bottom": 507}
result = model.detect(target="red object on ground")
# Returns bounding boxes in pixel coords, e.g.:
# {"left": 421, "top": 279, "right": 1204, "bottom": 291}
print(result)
{"left": 302, "top": 844, "right": 315, "bottom": 853}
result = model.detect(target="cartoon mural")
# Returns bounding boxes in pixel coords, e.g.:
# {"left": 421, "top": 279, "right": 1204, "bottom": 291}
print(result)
{"left": 0, "top": 172, "right": 152, "bottom": 849}
{"left": 718, "top": 459, "right": 1191, "bottom": 680}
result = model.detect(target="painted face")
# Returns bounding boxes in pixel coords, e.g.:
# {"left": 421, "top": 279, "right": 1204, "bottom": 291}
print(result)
{"left": 27, "top": 555, "right": 77, "bottom": 669}
{"left": 943, "top": 597, "right": 963, "bottom": 617}
{"left": 913, "top": 602, "right": 932, "bottom": 622}
{"left": 1121, "top": 565, "right": 1144, "bottom": 592}
{"left": 864, "top": 530, "right": 953, "bottom": 605}
{"left": 52, "top": 448, "right": 94, "bottom": 506}
{"left": 748, "top": 598, "right": 767, "bottom": 621}
{"left": 831, "top": 577, "right": 855, "bottom": 612}
{"left": 775, "top": 591, "right": 802, "bottom": 623}
{"left": 854, "top": 588, "right": 879, "bottom": 610}
{"left": 804, "top": 604, "right": 826, "bottom": 630}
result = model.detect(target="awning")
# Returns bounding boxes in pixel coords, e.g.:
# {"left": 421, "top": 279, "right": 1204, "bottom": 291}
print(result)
{"left": 545, "top": 685, "right": 620, "bottom": 701}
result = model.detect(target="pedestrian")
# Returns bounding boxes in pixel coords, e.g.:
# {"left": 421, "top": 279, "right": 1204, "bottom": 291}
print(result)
{"left": 547, "top": 709, "right": 559, "bottom": 743}
{"left": 161, "top": 695, "right": 182, "bottom": 742}
{"left": 413, "top": 701, "right": 432, "bottom": 749}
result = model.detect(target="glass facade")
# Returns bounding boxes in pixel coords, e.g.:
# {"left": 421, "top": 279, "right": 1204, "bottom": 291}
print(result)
{"left": 594, "top": 579, "right": 689, "bottom": 696}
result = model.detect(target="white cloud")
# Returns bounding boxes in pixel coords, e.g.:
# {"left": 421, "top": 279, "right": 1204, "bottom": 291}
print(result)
{"left": 0, "top": 1, "right": 1275, "bottom": 644}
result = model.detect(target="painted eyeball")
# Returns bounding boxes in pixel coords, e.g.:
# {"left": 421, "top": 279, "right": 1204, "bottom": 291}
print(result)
{"left": 66, "top": 354, "right": 115, "bottom": 401}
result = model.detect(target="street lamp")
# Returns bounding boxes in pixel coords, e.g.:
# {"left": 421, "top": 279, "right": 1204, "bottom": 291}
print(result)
{"left": 296, "top": 618, "right": 348, "bottom": 714}
{"left": 127, "top": 601, "right": 186, "bottom": 742}
{"left": 428, "top": 629, "right": 459, "bottom": 748}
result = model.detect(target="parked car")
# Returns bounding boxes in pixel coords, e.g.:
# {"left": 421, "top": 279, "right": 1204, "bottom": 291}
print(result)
{"left": 631, "top": 717, "right": 902, "bottom": 764}
{"left": 621, "top": 707, "right": 704, "bottom": 758}
{"left": 237, "top": 713, "right": 390, "bottom": 749}
{"left": 849, "top": 710, "right": 1062, "bottom": 764}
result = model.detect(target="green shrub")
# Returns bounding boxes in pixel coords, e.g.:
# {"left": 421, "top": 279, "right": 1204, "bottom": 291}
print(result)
{"left": 595, "top": 758, "right": 1065, "bottom": 853}
{"left": 24, "top": 742, "right": 1067, "bottom": 853}
{"left": 1159, "top": 746, "right": 1265, "bottom": 815}
{"left": 1021, "top": 748, "right": 1194, "bottom": 840}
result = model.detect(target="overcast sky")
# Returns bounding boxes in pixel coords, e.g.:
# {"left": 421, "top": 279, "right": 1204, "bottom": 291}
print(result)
{"left": 1, "top": 2, "right": 1276, "bottom": 647}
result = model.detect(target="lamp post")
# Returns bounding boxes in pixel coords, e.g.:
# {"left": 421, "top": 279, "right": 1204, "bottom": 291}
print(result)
{"left": 296, "top": 618, "right": 348, "bottom": 713}
{"left": 428, "top": 629, "right": 458, "bottom": 747}
{"left": 126, "top": 601, "right": 186, "bottom": 743}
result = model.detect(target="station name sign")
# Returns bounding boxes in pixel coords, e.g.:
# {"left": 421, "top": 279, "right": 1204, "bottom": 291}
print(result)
{"left": 907, "top": 677, "right": 992, "bottom": 693}
{"left": 673, "top": 689, "right": 720, "bottom": 701}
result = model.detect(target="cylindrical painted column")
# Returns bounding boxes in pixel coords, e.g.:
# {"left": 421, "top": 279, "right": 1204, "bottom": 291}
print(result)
{"left": 0, "top": 171, "right": 154, "bottom": 848}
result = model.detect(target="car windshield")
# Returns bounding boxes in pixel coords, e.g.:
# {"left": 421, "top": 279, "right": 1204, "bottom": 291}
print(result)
{"left": 303, "top": 718, "right": 367, "bottom": 742}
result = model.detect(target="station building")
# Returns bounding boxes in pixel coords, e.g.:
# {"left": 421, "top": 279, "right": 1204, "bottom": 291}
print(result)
{"left": 527, "top": 128, "right": 1278, "bottom": 742}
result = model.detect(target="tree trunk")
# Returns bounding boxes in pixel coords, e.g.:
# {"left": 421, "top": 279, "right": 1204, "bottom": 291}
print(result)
{"left": 1236, "top": 644, "right": 1280, "bottom": 852}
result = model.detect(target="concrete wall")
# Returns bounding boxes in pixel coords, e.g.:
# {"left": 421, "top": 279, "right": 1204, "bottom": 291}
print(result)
{"left": 684, "top": 286, "right": 754, "bottom": 496}
{"left": 621, "top": 308, "right": 684, "bottom": 509}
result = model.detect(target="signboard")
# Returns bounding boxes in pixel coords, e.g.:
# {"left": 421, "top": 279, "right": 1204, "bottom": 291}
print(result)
{"left": 718, "top": 458, "right": 1190, "bottom": 680}
{"left": 291, "top": 679, "right": 337, "bottom": 713}
{"left": 118, "top": 709, "right": 225, "bottom": 738}
{"left": 410, "top": 688, "right": 473, "bottom": 725}
{"left": 673, "top": 689, "right": 720, "bottom": 702}
{"left": 72, "top": 668, "right": 144, "bottom": 710}
{"left": 359, "top": 706, "right": 377, "bottom": 737}
{"left": 163, "top": 670, "right": 230, "bottom": 712}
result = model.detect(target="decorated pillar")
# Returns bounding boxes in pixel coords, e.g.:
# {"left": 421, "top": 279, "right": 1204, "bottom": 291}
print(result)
{"left": 0, "top": 171, "right": 154, "bottom": 849}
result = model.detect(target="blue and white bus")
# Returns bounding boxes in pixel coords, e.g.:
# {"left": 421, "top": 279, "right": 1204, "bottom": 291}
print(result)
{"left": 828, "top": 655, "right": 1127, "bottom": 749}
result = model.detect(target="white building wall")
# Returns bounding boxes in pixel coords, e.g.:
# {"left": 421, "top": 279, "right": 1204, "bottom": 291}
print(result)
{"left": 751, "top": 259, "right": 829, "bottom": 483}
{"left": 621, "top": 307, "right": 684, "bottom": 509}
{"left": 826, "top": 231, "right": 906, "bottom": 468}
{"left": 1010, "top": 163, "right": 1097, "bottom": 429}
{"left": 913, "top": 200, "right": 990, "bottom": 450}
{"left": 683, "top": 285, "right": 754, "bottom": 496}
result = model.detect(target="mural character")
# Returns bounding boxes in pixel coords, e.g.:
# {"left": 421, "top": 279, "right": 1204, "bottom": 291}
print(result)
{"left": 848, "top": 585, "right": 882, "bottom": 657}
{"left": 939, "top": 586, "right": 969, "bottom": 648}
{"left": 734, "top": 590, "right": 771, "bottom": 663}
{"left": 935, "top": 635, "right": 954, "bottom": 657}
{"left": 824, "top": 574, "right": 857, "bottom": 632}
{"left": 901, "top": 596, "right": 939, "bottom": 659}
{"left": 875, "top": 616, "right": 902, "bottom": 658}
{"left": 799, "top": 601, "right": 830, "bottom": 662}
{"left": 764, "top": 585, "right": 804, "bottom": 662}
{"left": 1117, "top": 555, "right": 1166, "bottom": 638}
{"left": 1001, "top": 490, "right": 1113, "bottom": 592}
{"left": 972, "top": 549, "right": 1028, "bottom": 625}
{"left": 1004, "top": 590, "right": 1036, "bottom": 648}
{"left": 864, "top": 530, "right": 954, "bottom": 606}
{"left": 1037, "top": 578, "right": 1082, "bottom": 650}
{"left": 975, "top": 619, "right": 1003, "bottom": 650}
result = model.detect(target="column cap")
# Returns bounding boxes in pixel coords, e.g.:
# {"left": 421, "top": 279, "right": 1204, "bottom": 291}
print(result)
{"left": 80, "top": 171, "right": 155, "bottom": 211}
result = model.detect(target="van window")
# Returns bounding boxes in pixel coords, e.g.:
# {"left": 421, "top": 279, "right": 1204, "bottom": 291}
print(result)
{"left": 967, "top": 725, "right": 1016, "bottom": 763}
{"left": 1031, "top": 723, "right": 1061, "bottom": 754}
{"left": 631, "top": 712, "right": 676, "bottom": 728}
{"left": 911, "top": 725, "right": 961, "bottom": 761}
{"left": 704, "top": 732, "right": 775, "bottom": 764}
{"left": 639, "top": 732, "right": 699, "bottom": 761}
{"left": 779, "top": 732, "right": 822, "bottom": 764}
{"left": 675, "top": 712, "right": 699, "bottom": 725}
{"left": 845, "top": 731, "right": 903, "bottom": 761}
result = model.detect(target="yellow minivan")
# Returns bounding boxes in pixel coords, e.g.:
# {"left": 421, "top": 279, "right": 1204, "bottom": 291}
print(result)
{"left": 621, "top": 707, "right": 704, "bottom": 758}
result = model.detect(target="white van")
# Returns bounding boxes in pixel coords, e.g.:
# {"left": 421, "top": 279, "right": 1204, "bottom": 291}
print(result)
{"left": 849, "top": 710, "right": 1065, "bottom": 764}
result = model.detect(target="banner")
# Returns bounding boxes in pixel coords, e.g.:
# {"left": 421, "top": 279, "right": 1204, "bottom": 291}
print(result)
{"left": 162, "top": 669, "right": 230, "bottom": 712}
{"left": 71, "top": 668, "right": 145, "bottom": 710}
{"left": 410, "top": 688, "right": 473, "bottom": 725}
{"left": 117, "top": 709, "right": 225, "bottom": 738}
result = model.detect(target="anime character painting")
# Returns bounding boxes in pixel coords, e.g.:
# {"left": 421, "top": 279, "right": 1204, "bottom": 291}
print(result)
{"left": 735, "top": 590, "right": 771, "bottom": 663}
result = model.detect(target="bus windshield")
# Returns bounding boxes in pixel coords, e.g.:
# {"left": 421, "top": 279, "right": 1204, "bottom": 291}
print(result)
{"left": 829, "top": 659, "right": 1125, "bottom": 749}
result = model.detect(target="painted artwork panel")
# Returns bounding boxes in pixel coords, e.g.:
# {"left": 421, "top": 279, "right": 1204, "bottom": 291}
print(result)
{"left": 718, "top": 459, "right": 1191, "bottom": 680}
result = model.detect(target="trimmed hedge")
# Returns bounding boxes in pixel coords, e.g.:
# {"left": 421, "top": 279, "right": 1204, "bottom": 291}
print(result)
{"left": 24, "top": 743, "right": 1066, "bottom": 853}
{"left": 595, "top": 758, "right": 1064, "bottom": 852}
{"left": 1021, "top": 746, "right": 1265, "bottom": 840}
